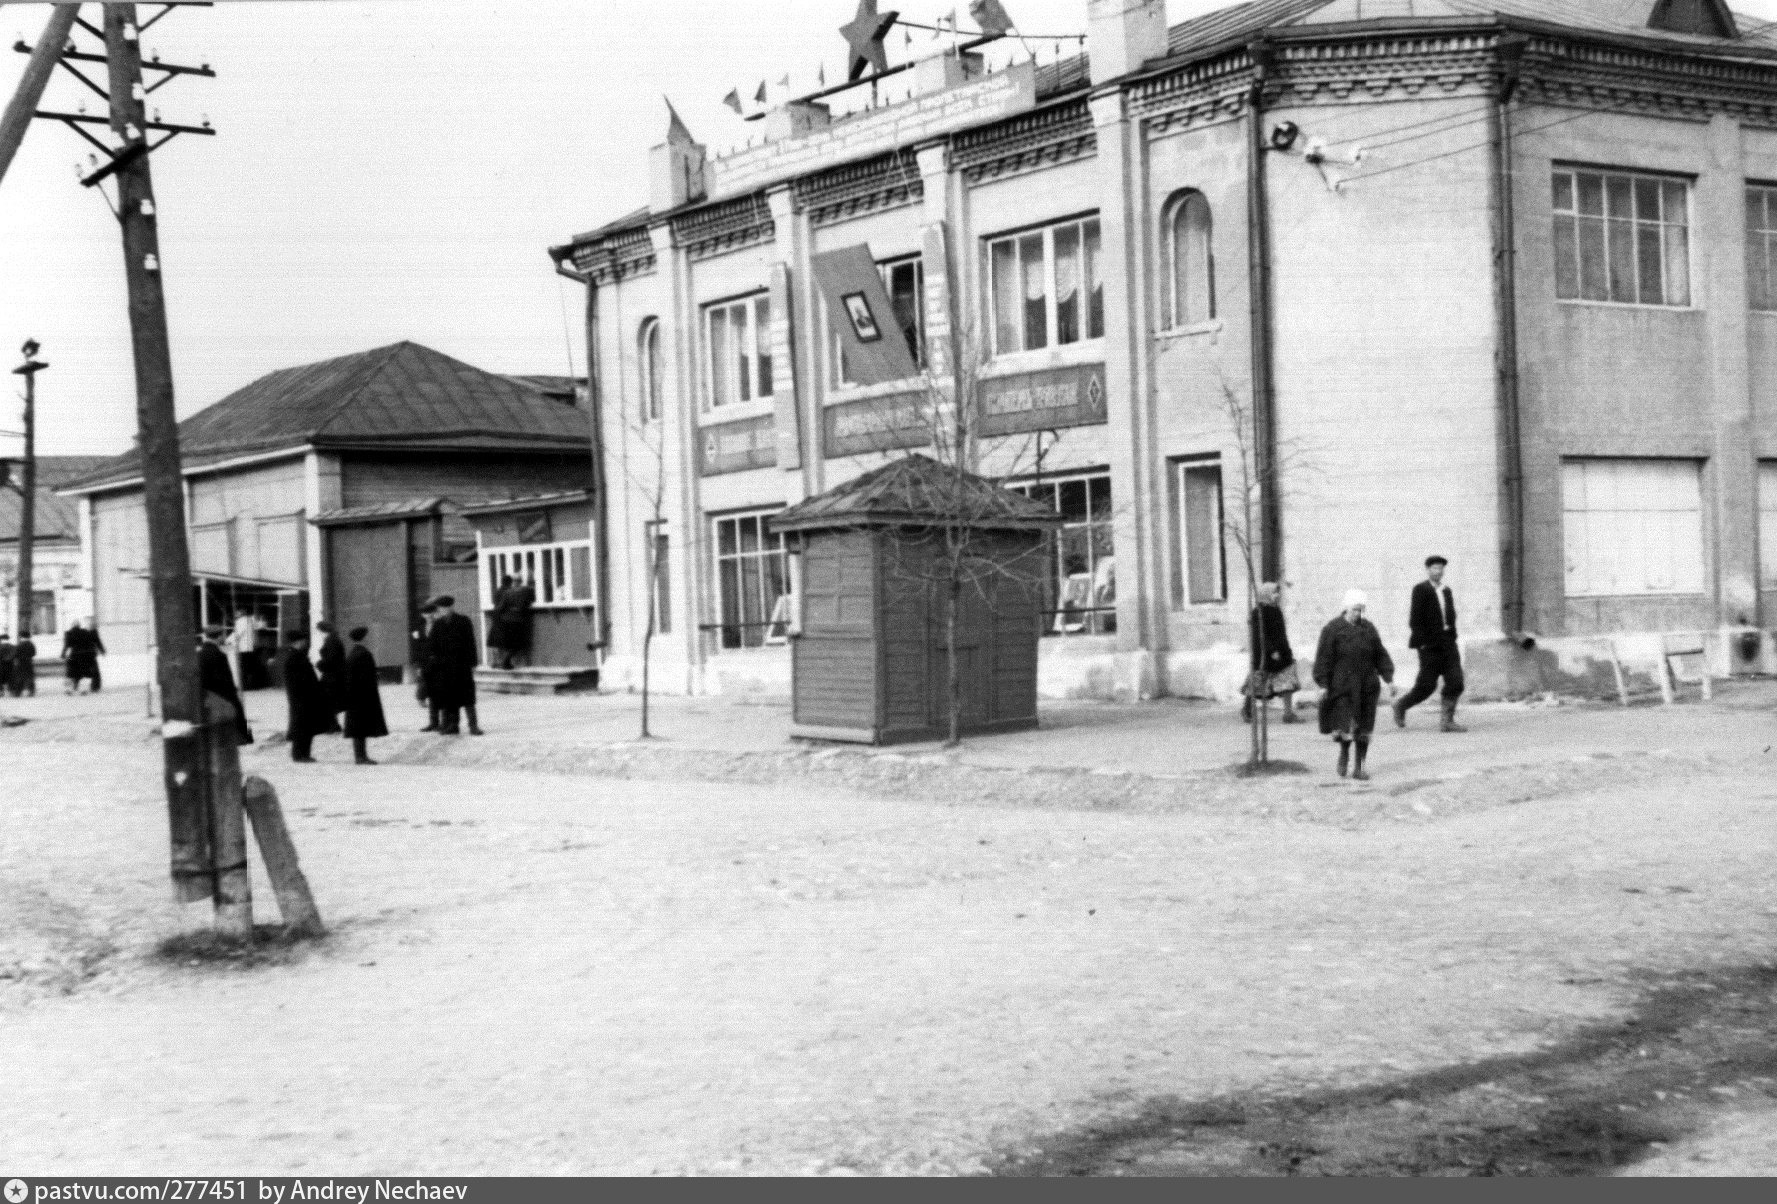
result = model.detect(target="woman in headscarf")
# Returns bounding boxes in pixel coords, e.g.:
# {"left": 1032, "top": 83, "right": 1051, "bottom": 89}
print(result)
{"left": 1312, "top": 590, "right": 1396, "bottom": 780}
{"left": 341, "top": 626, "right": 389, "bottom": 765}
{"left": 1243, "top": 581, "right": 1301, "bottom": 724}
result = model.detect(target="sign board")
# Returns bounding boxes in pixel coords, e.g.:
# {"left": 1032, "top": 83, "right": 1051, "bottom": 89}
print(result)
{"left": 811, "top": 245, "right": 920, "bottom": 387}
{"left": 977, "top": 362, "right": 1108, "bottom": 438}
{"left": 822, "top": 392, "right": 933, "bottom": 459}
{"left": 708, "top": 62, "right": 1037, "bottom": 201}
{"left": 700, "top": 414, "right": 779, "bottom": 476}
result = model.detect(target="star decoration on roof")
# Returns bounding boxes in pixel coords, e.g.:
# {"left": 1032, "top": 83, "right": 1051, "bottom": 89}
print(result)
{"left": 840, "top": 0, "right": 899, "bottom": 81}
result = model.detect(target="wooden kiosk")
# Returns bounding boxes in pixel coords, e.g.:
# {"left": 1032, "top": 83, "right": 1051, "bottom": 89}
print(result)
{"left": 769, "top": 455, "right": 1059, "bottom": 745}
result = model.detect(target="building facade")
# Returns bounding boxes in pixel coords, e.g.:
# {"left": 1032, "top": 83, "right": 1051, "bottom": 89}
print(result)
{"left": 554, "top": 0, "right": 1777, "bottom": 702}
{"left": 0, "top": 457, "right": 107, "bottom": 643}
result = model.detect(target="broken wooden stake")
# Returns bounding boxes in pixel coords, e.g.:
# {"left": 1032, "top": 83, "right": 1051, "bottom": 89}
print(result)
{"left": 242, "top": 774, "right": 325, "bottom": 938}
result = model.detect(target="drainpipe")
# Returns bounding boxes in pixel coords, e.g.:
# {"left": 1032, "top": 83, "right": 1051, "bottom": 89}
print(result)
{"left": 554, "top": 252, "right": 614, "bottom": 655}
{"left": 1489, "top": 30, "right": 1530, "bottom": 645}
{"left": 1246, "top": 39, "right": 1282, "bottom": 584}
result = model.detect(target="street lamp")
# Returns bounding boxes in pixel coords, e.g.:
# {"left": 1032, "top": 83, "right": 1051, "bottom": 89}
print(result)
{"left": 10, "top": 338, "right": 47, "bottom": 644}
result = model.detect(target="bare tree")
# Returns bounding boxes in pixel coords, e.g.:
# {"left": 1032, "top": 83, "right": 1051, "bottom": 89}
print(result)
{"left": 621, "top": 393, "right": 669, "bottom": 740}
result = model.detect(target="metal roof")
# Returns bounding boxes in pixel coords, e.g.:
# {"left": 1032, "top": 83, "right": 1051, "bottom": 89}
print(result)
{"left": 61, "top": 342, "right": 592, "bottom": 494}
{"left": 0, "top": 457, "right": 107, "bottom": 543}
{"left": 309, "top": 497, "right": 460, "bottom": 527}
{"left": 457, "top": 489, "right": 594, "bottom": 517}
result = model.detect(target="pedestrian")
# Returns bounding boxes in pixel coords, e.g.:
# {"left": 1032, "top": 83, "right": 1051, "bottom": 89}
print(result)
{"left": 1312, "top": 590, "right": 1396, "bottom": 781}
{"left": 10, "top": 631, "right": 36, "bottom": 697}
{"left": 0, "top": 633, "right": 14, "bottom": 698}
{"left": 61, "top": 618, "right": 105, "bottom": 694}
{"left": 1242, "top": 581, "right": 1301, "bottom": 724}
{"left": 281, "top": 630, "right": 338, "bottom": 762}
{"left": 425, "top": 594, "right": 483, "bottom": 736}
{"left": 229, "top": 609, "right": 256, "bottom": 688}
{"left": 412, "top": 601, "right": 441, "bottom": 732}
{"left": 487, "top": 575, "right": 536, "bottom": 670}
{"left": 315, "top": 619, "right": 348, "bottom": 724}
{"left": 1393, "top": 554, "right": 1467, "bottom": 733}
{"left": 197, "top": 626, "right": 253, "bottom": 746}
{"left": 342, "top": 625, "right": 388, "bottom": 765}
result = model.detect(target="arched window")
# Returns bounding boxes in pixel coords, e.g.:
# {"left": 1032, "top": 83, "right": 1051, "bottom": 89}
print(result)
{"left": 1164, "top": 191, "right": 1216, "bottom": 328}
{"left": 638, "top": 317, "right": 662, "bottom": 421}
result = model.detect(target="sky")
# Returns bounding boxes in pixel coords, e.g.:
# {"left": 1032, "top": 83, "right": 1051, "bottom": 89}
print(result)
{"left": 5, "top": 0, "right": 1777, "bottom": 458}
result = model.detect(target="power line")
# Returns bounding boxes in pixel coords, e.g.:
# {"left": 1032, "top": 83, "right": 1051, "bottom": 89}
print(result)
{"left": 1339, "top": 106, "right": 1597, "bottom": 186}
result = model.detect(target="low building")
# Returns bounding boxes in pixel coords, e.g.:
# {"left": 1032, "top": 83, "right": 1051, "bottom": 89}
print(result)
{"left": 461, "top": 490, "right": 603, "bottom": 691}
{"left": 552, "top": 0, "right": 1777, "bottom": 702}
{"left": 0, "top": 456, "right": 109, "bottom": 642}
{"left": 60, "top": 342, "right": 593, "bottom": 686}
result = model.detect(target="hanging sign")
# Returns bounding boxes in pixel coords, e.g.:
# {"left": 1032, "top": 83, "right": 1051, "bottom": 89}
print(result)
{"left": 822, "top": 391, "right": 932, "bottom": 458}
{"left": 700, "top": 414, "right": 779, "bottom": 476}
{"left": 977, "top": 362, "right": 1108, "bottom": 437}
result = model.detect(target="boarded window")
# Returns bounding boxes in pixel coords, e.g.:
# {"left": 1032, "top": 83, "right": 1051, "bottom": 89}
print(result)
{"left": 1178, "top": 460, "right": 1226, "bottom": 604}
{"left": 1562, "top": 459, "right": 1704, "bottom": 596}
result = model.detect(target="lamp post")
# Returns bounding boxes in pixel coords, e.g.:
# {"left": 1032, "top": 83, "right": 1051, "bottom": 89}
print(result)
{"left": 10, "top": 339, "right": 46, "bottom": 646}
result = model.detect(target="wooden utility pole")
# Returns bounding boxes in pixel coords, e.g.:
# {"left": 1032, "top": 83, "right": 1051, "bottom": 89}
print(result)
{"left": 102, "top": 2, "right": 217, "bottom": 916}
{"left": 0, "top": 3, "right": 79, "bottom": 188}
{"left": 10, "top": 342, "right": 45, "bottom": 645}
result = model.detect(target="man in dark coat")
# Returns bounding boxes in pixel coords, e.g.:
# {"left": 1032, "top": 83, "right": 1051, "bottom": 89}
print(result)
{"left": 315, "top": 619, "right": 348, "bottom": 721}
{"left": 1313, "top": 590, "right": 1396, "bottom": 781}
{"left": 342, "top": 626, "right": 389, "bottom": 764}
{"left": 0, "top": 634, "right": 14, "bottom": 697}
{"left": 9, "top": 633, "right": 36, "bottom": 697}
{"left": 1393, "top": 555, "right": 1467, "bottom": 733}
{"left": 412, "top": 601, "right": 441, "bottom": 732}
{"left": 425, "top": 594, "right": 482, "bottom": 736}
{"left": 198, "top": 627, "right": 254, "bottom": 746}
{"left": 282, "top": 631, "right": 338, "bottom": 762}
{"left": 61, "top": 618, "right": 104, "bottom": 693}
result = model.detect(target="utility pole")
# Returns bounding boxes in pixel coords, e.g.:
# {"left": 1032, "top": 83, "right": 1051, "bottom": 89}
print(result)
{"left": 10, "top": 340, "right": 46, "bottom": 645}
{"left": 0, "top": 3, "right": 80, "bottom": 188}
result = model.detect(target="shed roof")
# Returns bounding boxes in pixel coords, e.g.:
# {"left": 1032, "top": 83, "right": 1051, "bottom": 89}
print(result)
{"left": 310, "top": 497, "right": 459, "bottom": 527}
{"left": 457, "top": 489, "right": 594, "bottom": 518}
{"left": 769, "top": 454, "right": 1060, "bottom": 533}
{"left": 61, "top": 342, "right": 592, "bottom": 495}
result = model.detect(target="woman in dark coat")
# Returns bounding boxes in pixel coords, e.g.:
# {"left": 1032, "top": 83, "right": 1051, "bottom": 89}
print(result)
{"left": 11, "top": 634, "right": 35, "bottom": 697}
{"left": 1312, "top": 590, "right": 1396, "bottom": 781}
{"left": 198, "top": 627, "right": 253, "bottom": 746}
{"left": 1243, "top": 581, "right": 1301, "bottom": 724}
{"left": 342, "top": 626, "right": 388, "bottom": 765}
{"left": 315, "top": 620, "right": 348, "bottom": 719}
{"left": 61, "top": 619, "right": 104, "bottom": 693}
{"left": 282, "top": 632, "right": 338, "bottom": 762}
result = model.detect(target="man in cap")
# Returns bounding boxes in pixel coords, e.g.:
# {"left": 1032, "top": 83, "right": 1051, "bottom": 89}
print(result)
{"left": 413, "top": 599, "right": 442, "bottom": 732}
{"left": 198, "top": 625, "right": 253, "bottom": 746}
{"left": 281, "top": 629, "right": 338, "bottom": 762}
{"left": 1393, "top": 555, "right": 1466, "bottom": 732}
{"left": 424, "top": 595, "right": 483, "bottom": 736}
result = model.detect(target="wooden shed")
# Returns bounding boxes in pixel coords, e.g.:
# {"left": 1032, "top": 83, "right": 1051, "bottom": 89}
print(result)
{"left": 769, "top": 455, "right": 1059, "bottom": 745}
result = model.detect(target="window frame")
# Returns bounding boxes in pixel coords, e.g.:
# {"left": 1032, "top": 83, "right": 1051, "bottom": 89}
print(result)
{"left": 1551, "top": 165, "right": 1692, "bottom": 309}
{"left": 1161, "top": 190, "right": 1217, "bottom": 330}
{"left": 638, "top": 317, "right": 662, "bottom": 422}
{"left": 984, "top": 213, "right": 1105, "bottom": 360}
{"left": 1007, "top": 469, "right": 1116, "bottom": 636}
{"left": 1758, "top": 461, "right": 1777, "bottom": 590}
{"left": 710, "top": 508, "right": 790, "bottom": 650}
{"left": 1561, "top": 457, "right": 1706, "bottom": 598}
{"left": 480, "top": 538, "right": 598, "bottom": 611}
{"left": 644, "top": 519, "right": 672, "bottom": 636}
{"left": 1174, "top": 455, "right": 1228, "bottom": 606}
{"left": 701, "top": 292, "right": 774, "bottom": 410}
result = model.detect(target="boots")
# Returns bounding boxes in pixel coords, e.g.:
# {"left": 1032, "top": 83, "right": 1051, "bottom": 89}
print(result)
{"left": 1440, "top": 698, "right": 1467, "bottom": 733}
{"left": 1352, "top": 738, "right": 1371, "bottom": 781}
{"left": 1336, "top": 739, "right": 1350, "bottom": 778}
{"left": 1392, "top": 697, "right": 1407, "bottom": 728}
{"left": 352, "top": 736, "right": 376, "bottom": 765}
{"left": 467, "top": 705, "right": 484, "bottom": 736}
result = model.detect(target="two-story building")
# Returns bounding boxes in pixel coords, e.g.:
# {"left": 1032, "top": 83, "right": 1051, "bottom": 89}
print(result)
{"left": 552, "top": 0, "right": 1777, "bottom": 702}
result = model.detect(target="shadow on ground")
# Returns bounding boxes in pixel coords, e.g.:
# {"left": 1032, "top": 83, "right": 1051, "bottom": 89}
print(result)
{"left": 993, "top": 965, "right": 1777, "bottom": 1176}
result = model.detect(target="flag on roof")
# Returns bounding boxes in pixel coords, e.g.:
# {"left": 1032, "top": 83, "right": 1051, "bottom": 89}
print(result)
{"left": 721, "top": 88, "right": 742, "bottom": 115}
{"left": 664, "top": 97, "right": 695, "bottom": 146}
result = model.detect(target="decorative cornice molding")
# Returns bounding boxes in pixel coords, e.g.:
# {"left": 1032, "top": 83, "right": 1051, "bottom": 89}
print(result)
{"left": 955, "top": 98, "right": 1095, "bottom": 185}
{"left": 578, "top": 227, "right": 657, "bottom": 285}
{"left": 795, "top": 151, "right": 925, "bottom": 228}
{"left": 673, "top": 195, "right": 776, "bottom": 262}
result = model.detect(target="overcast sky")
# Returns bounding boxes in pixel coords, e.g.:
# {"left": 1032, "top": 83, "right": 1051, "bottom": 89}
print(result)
{"left": 4, "top": 0, "right": 1776, "bottom": 457}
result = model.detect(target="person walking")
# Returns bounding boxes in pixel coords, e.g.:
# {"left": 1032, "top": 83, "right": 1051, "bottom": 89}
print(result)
{"left": 281, "top": 630, "right": 338, "bottom": 763}
{"left": 412, "top": 601, "right": 442, "bottom": 732}
{"left": 1242, "top": 581, "right": 1301, "bottom": 724}
{"left": 425, "top": 595, "right": 482, "bottom": 736}
{"left": 0, "top": 633, "right": 15, "bottom": 698}
{"left": 315, "top": 619, "right": 348, "bottom": 725}
{"left": 197, "top": 626, "right": 253, "bottom": 746}
{"left": 342, "top": 626, "right": 388, "bottom": 765}
{"left": 61, "top": 618, "right": 104, "bottom": 694}
{"left": 228, "top": 609, "right": 256, "bottom": 689}
{"left": 1313, "top": 590, "right": 1396, "bottom": 781}
{"left": 1393, "top": 555, "right": 1467, "bottom": 733}
{"left": 10, "top": 632, "right": 36, "bottom": 697}
{"left": 487, "top": 575, "right": 536, "bottom": 670}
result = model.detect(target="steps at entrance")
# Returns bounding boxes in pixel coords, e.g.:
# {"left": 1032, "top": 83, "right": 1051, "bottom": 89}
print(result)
{"left": 474, "top": 666, "right": 600, "bottom": 696}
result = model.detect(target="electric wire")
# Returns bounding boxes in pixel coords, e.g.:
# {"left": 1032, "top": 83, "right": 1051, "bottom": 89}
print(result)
{"left": 1339, "top": 106, "right": 1597, "bottom": 186}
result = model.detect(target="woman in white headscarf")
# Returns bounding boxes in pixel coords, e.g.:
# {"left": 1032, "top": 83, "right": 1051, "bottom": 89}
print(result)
{"left": 1312, "top": 590, "right": 1396, "bottom": 780}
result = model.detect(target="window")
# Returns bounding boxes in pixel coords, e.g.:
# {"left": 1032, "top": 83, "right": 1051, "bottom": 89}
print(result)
{"left": 646, "top": 522, "right": 672, "bottom": 635}
{"left": 987, "top": 215, "right": 1103, "bottom": 357}
{"left": 1760, "top": 462, "right": 1777, "bottom": 589}
{"left": 833, "top": 256, "right": 925, "bottom": 387}
{"left": 1552, "top": 168, "right": 1690, "bottom": 306}
{"left": 482, "top": 539, "right": 597, "bottom": 610}
{"left": 703, "top": 294, "right": 773, "bottom": 408}
{"left": 1163, "top": 191, "right": 1216, "bottom": 328}
{"left": 639, "top": 317, "right": 662, "bottom": 421}
{"left": 1562, "top": 459, "right": 1704, "bottom": 596}
{"left": 1010, "top": 472, "right": 1115, "bottom": 635}
{"left": 30, "top": 589, "right": 55, "bottom": 637}
{"left": 1176, "top": 458, "right": 1227, "bottom": 604}
{"left": 713, "top": 510, "right": 788, "bottom": 649}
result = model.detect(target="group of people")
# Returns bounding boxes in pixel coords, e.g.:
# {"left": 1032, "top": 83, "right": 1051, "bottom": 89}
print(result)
{"left": 0, "top": 631, "right": 36, "bottom": 696}
{"left": 2, "top": 619, "right": 108, "bottom": 695}
{"left": 1244, "top": 555, "right": 1468, "bottom": 781}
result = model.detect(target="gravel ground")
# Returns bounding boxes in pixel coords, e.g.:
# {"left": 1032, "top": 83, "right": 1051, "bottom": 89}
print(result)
{"left": 1, "top": 690, "right": 1774, "bottom": 1175}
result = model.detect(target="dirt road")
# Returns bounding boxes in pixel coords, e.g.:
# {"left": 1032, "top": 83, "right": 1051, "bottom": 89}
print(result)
{"left": 1, "top": 700, "right": 1773, "bottom": 1175}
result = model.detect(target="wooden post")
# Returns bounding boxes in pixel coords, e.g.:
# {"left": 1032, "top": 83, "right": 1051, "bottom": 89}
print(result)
{"left": 202, "top": 691, "right": 253, "bottom": 937}
{"left": 0, "top": 4, "right": 80, "bottom": 188}
{"left": 241, "top": 775, "right": 324, "bottom": 937}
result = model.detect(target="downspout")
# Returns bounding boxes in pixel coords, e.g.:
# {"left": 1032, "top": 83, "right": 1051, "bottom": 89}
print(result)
{"left": 554, "top": 253, "right": 613, "bottom": 655}
{"left": 1246, "top": 39, "right": 1282, "bottom": 584}
{"left": 1489, "top": 30, "right": 1529, "bottom": 644}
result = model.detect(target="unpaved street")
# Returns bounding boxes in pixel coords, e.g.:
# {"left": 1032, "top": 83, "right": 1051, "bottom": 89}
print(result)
{"left": 2, "top": 695, "right": 1775, "bottom": 1175}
